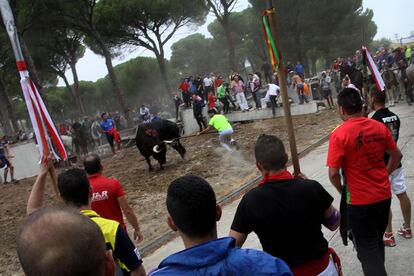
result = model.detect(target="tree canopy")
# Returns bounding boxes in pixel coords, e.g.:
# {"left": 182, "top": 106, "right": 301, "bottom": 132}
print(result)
{"left": 0, "top": 0, "right": 382, "bottom": 135}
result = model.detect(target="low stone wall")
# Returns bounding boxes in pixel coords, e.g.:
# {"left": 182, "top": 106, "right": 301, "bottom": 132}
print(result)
{"left": 180, "top": 101, "right": 318, "bottom": 135}
{"left": 1, "top": 142, "right": 40, "bottom": 181}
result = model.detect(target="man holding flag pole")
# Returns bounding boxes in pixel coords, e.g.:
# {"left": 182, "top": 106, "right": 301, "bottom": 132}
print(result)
{"left": 0, "top": 0, "right": 67, "bottom": 195}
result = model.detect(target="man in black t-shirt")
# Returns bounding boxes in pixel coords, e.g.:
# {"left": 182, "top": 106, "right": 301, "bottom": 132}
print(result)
{"left": 230, "top": 134, "right": 341, "bottom": 276}
{"left": 371, "top": 91, "right": 412, "bottom": 246}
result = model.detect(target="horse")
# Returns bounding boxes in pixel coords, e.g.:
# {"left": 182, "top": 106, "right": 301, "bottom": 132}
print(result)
{"left": 381, "top": 68, "right": 398, "bottom": 106}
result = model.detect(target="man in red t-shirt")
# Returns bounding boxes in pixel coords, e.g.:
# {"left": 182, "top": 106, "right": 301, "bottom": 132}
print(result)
{"left": 84, "top": 154, "right": 143, "bottom": 244}
{"left": 327, "top": 88, "right": 402, "bottom": 276}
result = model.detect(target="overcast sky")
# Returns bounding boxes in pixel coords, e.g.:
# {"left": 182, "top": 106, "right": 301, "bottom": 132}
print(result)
{"left": 64, "top": 0, "right": 413, "bottom": 85}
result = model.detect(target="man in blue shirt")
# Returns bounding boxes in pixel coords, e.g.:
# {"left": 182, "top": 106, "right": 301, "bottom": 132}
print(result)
{"left": 100, "top": 112, "right": 121, "bottom": 155}
{"left": 294, "top": 61, "right": 304, "bottom": 79}
{"left": 149, "top": 175, "right": 292, "bottom": 275}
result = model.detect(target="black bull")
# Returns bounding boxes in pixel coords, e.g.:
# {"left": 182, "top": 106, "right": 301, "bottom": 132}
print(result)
{"left": 135, "top": 119, "right": 186, "bottom": 171}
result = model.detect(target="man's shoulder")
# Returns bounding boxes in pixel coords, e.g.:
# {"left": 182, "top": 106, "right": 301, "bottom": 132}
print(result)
{"left": 81, "top": 210, "right": 120, "bottom": 229}
{"left": 227, "top": 247, "right": 291, "bottom": 275}
{"left": 90, "top": 175, "right": 122, "bottom": 188}
{"left": 246, "top": 178, "right": 319, "bottom": 196}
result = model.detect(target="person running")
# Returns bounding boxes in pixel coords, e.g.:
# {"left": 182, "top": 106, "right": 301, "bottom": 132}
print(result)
{"left": 216, "top": 82, "right": 230, "bottom": 114}
{"left": 265, "top": 79, "right": 280, "bottom": 116}
{"left": 327, "top": 88, "right": 402, "bottom": 276}
{"left": 27, "top": 156, "right": 146, "bottom": 276}
{"left": 84, "top": 154, "right": 144, "bottom": 244}
{"left": 320, "top": 71, "right": 334, "bottom": 109}
{"left": 370, "top": 91, "right": 412, "bottom": 247}
{"left": 230, "top": 134, "right": 342, "bottom": 276}
{"left": 149, "top": 175, "right": 292, "bottom": 276}
{"left": 192, "top": 94, "right": 207, "bottom": 132}
{"left": 198, "top": 109, "right": 237, "bottom": 152}
{"left": 100, "top": 112, "right": 121, "bottom": 155}
{"left": 0, "top": 136, "right": 17, "bottom": 184}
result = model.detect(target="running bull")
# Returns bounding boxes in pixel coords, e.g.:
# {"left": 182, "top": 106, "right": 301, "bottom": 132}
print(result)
{"left": 135, "top": 119, "right": 186, "bottom": 171}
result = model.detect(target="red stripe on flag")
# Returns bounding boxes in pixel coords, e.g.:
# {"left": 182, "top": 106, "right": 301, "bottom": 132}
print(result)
{"left": 16, "top": 61, "right": 27, "bottom": 71}
{"left": 29, "top": 93, "right": 49, "bottom": 157}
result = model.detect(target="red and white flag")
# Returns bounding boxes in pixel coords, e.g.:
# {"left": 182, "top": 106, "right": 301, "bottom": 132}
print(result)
{"left": 362, "top": 46, "right": 385, "bottom": 92}
{"left": 1, "top": 0, "right": 67, "bottom": 162}
{"left": 17, "top": 61, "right": 67, "bottom": 161}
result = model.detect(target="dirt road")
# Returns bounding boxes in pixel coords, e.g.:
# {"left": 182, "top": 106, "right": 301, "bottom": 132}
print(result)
{"left": 0, "top": 109, "right": 341, "bottom": 274}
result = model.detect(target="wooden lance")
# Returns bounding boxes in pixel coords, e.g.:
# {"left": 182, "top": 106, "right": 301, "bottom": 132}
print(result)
{"left": 0, "top": 0, "right": 63, "bottom": 197}
{"left": 265, "top": 0, "right": 301, "bottom": 175}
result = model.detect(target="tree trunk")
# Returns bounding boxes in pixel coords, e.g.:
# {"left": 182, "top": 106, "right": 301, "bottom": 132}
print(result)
{"left": 222, "top": 18, "right": 237, "bottom": 72}
{"left": 0, "top": 84, "right": 15, "bottom": 134}
{"left": 248, "top": 57, "right": 257, "bottom": 73}
{"left": 155, "top": 53, "right": 172, "bottom": 97}
{"left": 59, "top": 71, "right": 83, "bottom": 116}
{"left": 311, "top": 58, "right": 317, "bottom": 76}
{"left": 93, "top": 33, "right": 131, "bottom": 126}
{"left": 69, "top": 61, "right": 86, "bottom": 116}
{"left": 20, "top": 36, "right": 46, "bottom": 101}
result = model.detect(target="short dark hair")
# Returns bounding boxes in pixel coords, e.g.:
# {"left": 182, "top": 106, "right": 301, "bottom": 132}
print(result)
{"left": 84, "top": 154, "right": 101, "bottom": 175}
{"left": 208, "top": 109, "right": 217, "bottom": 114}
{"left": 371, "top": 90, "right": 386, "bottom": 105}
{"left": 167, "top": 176, "right": 217, "bottom": 238}
{"left": 17, "top": 206, "right": 106, "bottom": 276}
{"left": 58, "top": 169, "right": 90, "bottom": 207}
{"left": 337, "top": 88, "right": 362, "bottom": 115}
{"left": 255, "top": 134, "right": 288, "bottom": 171}
{"left": 101, "top": 112, "right": 106, "bottom": 118}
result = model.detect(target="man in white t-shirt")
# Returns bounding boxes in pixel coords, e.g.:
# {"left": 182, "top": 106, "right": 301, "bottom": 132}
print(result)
{"left": 203, "top": 75, "right": 213, "bottom": 101}
{"left": 265, "top": 80, "right": 280, "bottom": 116}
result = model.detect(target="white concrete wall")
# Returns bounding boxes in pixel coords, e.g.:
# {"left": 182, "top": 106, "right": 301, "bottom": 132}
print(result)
{"left": 3, "top": 142, "right": 40, "bottom": 180}
{"left": 180, "top": 102, "right": 318, "bottom": 135}
{"left": 180, "top": 107, "right": 209, "bottom": 135}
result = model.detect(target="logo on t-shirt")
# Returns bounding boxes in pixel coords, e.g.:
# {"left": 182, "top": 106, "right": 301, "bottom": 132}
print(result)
{"left": 354, "top": 131, "right": 363, "bottom": 150}
{"left": 92, "top": 191, "right": 109, "bottom": 202}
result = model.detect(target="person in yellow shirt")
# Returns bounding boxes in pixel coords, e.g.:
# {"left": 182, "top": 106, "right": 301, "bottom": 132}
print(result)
{"left": 198, "top": 109, "right": 238, "bottom": 151}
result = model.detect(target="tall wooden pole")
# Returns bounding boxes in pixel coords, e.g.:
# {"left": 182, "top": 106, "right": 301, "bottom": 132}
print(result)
{"left": 266, "top": 0, "right": 300, "bottom": 175}
{"left": 0, "top": 0, "right": 60, "bottom": 197}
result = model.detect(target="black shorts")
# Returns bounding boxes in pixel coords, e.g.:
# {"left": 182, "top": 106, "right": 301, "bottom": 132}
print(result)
{"left": 106, "top": 133, "right": 114, "bottom": 147}
{"left": 322, "top": 89, "right": 332, "bottom": 98}
{"left": 0, "top": 155, "right": 10, "bottom": 169}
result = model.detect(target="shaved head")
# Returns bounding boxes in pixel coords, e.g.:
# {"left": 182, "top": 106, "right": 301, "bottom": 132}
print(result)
{"left": 84, "top": 154, "right": 102, "bottom": 175}
{"left": 17, "top": 206, "right": 108, "bottom": 276}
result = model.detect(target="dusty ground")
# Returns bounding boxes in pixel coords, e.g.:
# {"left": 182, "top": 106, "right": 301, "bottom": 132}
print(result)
{"left": 0, "top": 109, "right": 341, "bottom": 274}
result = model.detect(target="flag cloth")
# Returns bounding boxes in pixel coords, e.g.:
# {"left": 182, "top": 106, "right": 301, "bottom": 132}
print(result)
{"left": 17, "top": 62, "right": 67, "bottom": 161}
{"left": 362, "top": 46, "right": 386, "bottom": 92}
{"left": 262, "top": 8, "right": 280, "bottom": 72}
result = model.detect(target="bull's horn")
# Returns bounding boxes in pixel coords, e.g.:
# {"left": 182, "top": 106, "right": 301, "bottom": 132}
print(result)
{"left": 153, "top": 144, "right": 161, "bottom": 153}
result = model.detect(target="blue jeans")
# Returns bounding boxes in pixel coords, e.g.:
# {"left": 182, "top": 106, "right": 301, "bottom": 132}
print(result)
{"left": 219, "top": 129, "right": 234, "bottom": 151}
